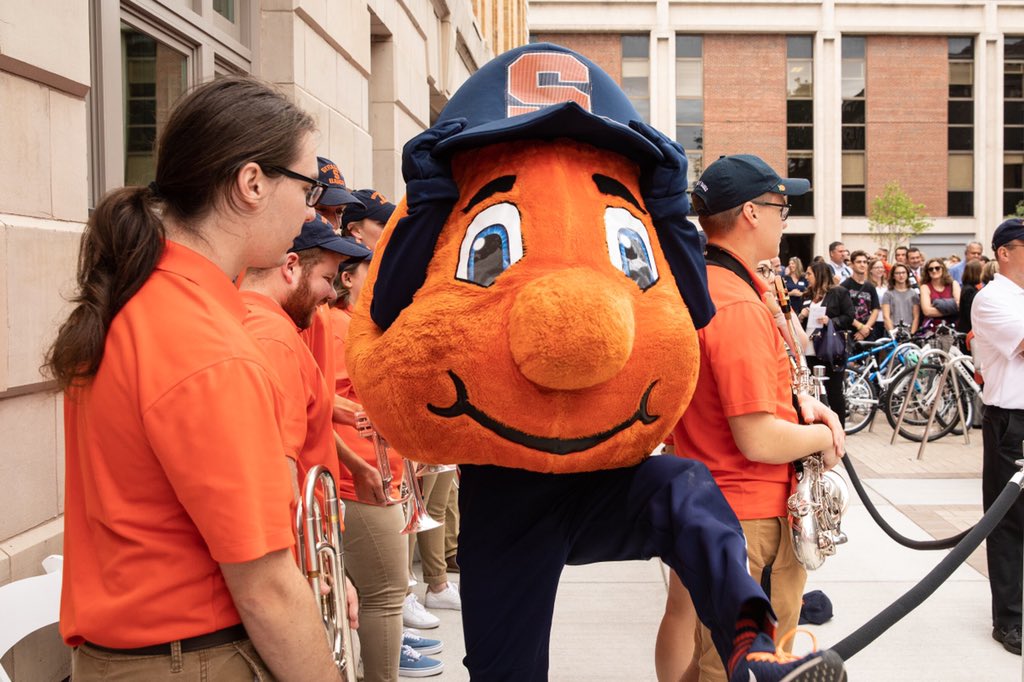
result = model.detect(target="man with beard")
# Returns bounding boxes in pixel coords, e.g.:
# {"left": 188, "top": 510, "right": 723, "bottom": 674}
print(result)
{"left": 241, "top": 212, "right": 368, "bottom": 497}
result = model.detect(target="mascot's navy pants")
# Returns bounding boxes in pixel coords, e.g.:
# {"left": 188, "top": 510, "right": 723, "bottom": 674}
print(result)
{"left": 457, "top": 455, "right": 771, "bottom": 682}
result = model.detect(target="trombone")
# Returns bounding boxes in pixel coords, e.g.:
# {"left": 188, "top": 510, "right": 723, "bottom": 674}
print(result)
{"left": 296, "top": 465, "right": 357, "bottom": 682}
{"left": 355, "top": 411, "right": 442, "bottom": 535}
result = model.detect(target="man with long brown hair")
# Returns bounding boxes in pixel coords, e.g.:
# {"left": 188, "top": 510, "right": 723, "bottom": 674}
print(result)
{"left": 48, "top": 78, "right": 340, "bottom": 680}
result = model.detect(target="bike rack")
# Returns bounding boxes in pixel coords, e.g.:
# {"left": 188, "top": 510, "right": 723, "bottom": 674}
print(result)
{"left": 868, "top": 342, "right": 925, "bottom": 434}
{"left": 890, "top": 347, "right": 951, "bottom": 448}
{"left": 914, "top": 354, "right": 973, "bottom": 460}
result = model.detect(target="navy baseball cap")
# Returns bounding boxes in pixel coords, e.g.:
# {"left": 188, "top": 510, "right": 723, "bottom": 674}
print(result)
{"left": 316, "top": 157, "right": 364, "bottom": 208}
{"left": 430, "top": 43, "right": 661, "bottom": 164}
{"left": 992, "top": 217, "right": 1024, "bottom": 250}
{"left": 291, "top": 213, "right": 372, "bottom": 262}
{"left": 692, "top": 155, "right": 810, "bottom": 215}
{"left": 342, "top": 189, "right": 396, "bottom": 230}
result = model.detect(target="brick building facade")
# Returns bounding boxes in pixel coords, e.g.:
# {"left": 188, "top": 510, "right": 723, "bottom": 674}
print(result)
{"left": 531, "top": 0, "right": 1024, "bottom": 265}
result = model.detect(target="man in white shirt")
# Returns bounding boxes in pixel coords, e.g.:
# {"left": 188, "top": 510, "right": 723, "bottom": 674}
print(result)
{"left": 971, "top": 217, "right": 1024, "bottom": 655}
{"left": 827, "top": 241, "right": 851, "bottom": 282}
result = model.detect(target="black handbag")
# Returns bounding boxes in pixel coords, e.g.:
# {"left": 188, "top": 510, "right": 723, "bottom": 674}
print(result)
{"left": 811, "top": 320, "right": 848, "bottom": 371}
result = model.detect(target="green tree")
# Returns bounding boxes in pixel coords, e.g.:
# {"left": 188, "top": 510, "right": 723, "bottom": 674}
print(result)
{"left": 868, "top": 182, "right": 933, "bottom": 256}
{"left": 1006, "top": 200, "right": 1024, "bottom": 219}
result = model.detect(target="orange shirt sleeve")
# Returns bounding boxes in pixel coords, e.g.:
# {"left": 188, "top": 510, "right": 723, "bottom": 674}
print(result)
{"left": 703, "top": 300, "right": 786, "bottom": 418}
{"left": 143, "top": 359, "right": 295, "bottom": 564}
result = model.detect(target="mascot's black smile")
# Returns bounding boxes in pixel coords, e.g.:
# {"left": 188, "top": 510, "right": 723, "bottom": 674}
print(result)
{"left": 427, "top": 370, "right": 660, "bottom": 455}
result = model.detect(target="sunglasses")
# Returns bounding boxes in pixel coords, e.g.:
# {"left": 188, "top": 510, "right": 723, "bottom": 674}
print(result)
{"left": 927, "top": 266, "right": 943, "bottom": 272}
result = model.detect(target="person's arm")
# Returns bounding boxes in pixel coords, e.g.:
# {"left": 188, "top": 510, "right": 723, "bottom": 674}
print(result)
{"left": 333, "top": 394, "right": 362, "bottom": 427}
{"left": 827, "top": 288, "right": 855, "bottom": 330}
{"left": 727, "top": 409, "right": 841, "bottom": 470}
{"left": 882, "top": 301, "right": 893, "bottom": 331}
{"left": 919, "top": 284, "right": 939, "bottom": 318}
{"left": 221, "top": 550, "right": 341, "bottom": 682}
{"left": 911, "top": 303, "right": 921, "bottom": 334}
{"left": 334, "top": 432, "right": 387, "bottom": 504}
{"left": 951, "top": 281, "right": 962, "bottom": 309}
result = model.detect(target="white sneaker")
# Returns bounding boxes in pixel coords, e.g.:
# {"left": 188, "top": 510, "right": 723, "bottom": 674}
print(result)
{"left": 403, "top": 593, "right": 440, "bottom": 629}
{"left": 424, "top": 582, "right": 461, "bottom": 611}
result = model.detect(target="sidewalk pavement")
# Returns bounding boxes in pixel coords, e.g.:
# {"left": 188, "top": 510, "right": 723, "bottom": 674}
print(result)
{"left": 410, "top": 421, "right": 1020, "bottom": 681}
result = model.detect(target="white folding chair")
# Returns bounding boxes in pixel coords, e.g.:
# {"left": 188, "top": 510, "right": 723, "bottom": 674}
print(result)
{"left": 0, "top": 555, "right": 63, "bottom": 682}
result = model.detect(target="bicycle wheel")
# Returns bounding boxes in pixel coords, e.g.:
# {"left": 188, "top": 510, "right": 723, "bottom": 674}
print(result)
{"left": 883, "top": 364, "right": 959, "bottom": 442}
{"left": 843, "top": 369, "right": 876, "bottom": 435}
{"left": 935, "top": 373, "right": 975, "bottom": 435}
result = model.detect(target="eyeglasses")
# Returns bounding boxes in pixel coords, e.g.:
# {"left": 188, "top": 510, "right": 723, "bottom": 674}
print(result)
{"left": 927, "top": 266, "right": 943, "bottom": 272}
{"left": 755, "top": 265, "right": 775, "bottom": 279}
{"left": 262, "top": 165, "right": 329, "bottom": 207}
{"left": 752, "top": 201, "right": 791, "bottom": 221}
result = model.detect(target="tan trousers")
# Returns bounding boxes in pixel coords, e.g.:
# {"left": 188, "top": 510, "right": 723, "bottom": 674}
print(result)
{"left": 72, "top": 639, "right": 272, "bottom": 681}
{"left": 410, "top": 470, "right": 457, "bottom": 586}
{"left": 444, "top": 476, "right": 459, "bottom": 562}
{"left": 696, "top": 517, "right": 807, "bottom": 682}
{"left": 344, "top": 499, "right": 408, "bottom": 682}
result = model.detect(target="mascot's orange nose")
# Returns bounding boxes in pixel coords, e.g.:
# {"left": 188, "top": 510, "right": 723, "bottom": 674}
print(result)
{"left": 508, "top": 268, "right": 636, "bottom": 391}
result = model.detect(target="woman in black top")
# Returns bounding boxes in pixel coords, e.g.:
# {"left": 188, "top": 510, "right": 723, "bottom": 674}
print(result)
{"left": 957, "top": 259, "right": 984, "bottom": 333}
{"left": 799, "top": 261, "right": 855, "bottom": 426}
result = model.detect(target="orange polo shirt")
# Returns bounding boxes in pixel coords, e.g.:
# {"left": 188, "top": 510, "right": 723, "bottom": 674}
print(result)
{"left": 61, "top": 241, "right": 295, "bottom": 648}
{"left": 673, "top": 248, "right": 797, "bottom": 520}
{"left": 301, "top": 304, "right": 336, "bottom": 403}
{"left": 241, "top": 291, "right": 342, "bottom": 489}
{"left": 331, "top": 306, "right": 403, "bottom": 500}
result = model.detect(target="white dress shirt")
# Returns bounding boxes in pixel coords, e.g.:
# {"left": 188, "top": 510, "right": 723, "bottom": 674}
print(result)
{"left": 971, "top": 273, "right": 1024, "bottom": 409}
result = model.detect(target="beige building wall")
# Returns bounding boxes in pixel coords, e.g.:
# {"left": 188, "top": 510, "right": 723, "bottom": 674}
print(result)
{"left": 0, "top": 1, "right": 513, "bottom": 679}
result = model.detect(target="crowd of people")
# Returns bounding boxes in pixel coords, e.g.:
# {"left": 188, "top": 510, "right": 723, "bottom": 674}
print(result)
{"left": 45, "top": 72, "right": 1022, "bottom": 682}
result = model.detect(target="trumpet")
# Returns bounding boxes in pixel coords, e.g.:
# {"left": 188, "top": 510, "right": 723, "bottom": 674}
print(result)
{"left": 295, "top": 465, "right": 356, "bottom": 682}
{"left": 771, "top": 277, "right": 850, "bottom": 570}
{"left": 355, "top": 411, "right": 442, "bottom": 535}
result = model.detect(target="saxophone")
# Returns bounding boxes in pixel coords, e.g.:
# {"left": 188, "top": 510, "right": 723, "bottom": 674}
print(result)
{"left": 771, "top": 277, "right": 850, "bottom": 570}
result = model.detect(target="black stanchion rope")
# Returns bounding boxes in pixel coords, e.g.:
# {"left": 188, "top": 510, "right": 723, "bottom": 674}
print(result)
{"left": 831, "top": 470, "right": 1024, "bottom": 661}
{"left": 842, "top": 452, "right": 970, "bottom": 550}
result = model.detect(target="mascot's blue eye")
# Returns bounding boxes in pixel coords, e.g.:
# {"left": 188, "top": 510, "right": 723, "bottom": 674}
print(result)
{"left": 456, "top": 202, "right": 524, "bottom": 287}
{"left": 603, "top": 207, "right": 658, "bottom": 290}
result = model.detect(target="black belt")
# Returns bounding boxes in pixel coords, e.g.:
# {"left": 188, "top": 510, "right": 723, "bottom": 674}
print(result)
{"left": 84, "top": 623, "right": 248, "bottom": 656}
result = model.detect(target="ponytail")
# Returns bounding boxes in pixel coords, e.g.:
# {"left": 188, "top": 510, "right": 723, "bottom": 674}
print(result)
{"left": 45, "top": 186, "right": 164, "bottom": 389}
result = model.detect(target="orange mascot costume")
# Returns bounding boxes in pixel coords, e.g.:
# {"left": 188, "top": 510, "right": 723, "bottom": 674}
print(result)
{"left": 347, "top": 43, "right": 845, "bottom": 682}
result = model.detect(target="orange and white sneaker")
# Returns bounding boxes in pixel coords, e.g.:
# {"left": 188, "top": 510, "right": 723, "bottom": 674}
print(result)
{"left": 728, "top": 632, "right": 846, "bottom": 682}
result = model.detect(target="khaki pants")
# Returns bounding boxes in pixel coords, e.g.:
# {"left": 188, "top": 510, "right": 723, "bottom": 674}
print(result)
{"left": 410, "top": 470, "right": 457, "bottom": 586}
{"left": 72, "top": 639, "right": 272, "bottom": 681}
{"left": 696, "top": 517, "right": 806, "bottom": 682}
{"left": 344, "top": 499, "right": 408, "bottom": 682}
{"left": 444, "top": 477, "right": 459, "bottom": 562}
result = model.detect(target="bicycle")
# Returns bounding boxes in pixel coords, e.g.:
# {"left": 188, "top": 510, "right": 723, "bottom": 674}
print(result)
{"left": 883, "top": 324, "right": 981, "bottom": 442}
{"left": 842, "top": 324, "right": 919, "bottom": 435}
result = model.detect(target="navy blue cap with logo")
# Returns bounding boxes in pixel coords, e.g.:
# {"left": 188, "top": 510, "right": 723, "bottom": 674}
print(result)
{"left": 369, "top": 42, "right": 713, "bottom": 332}
{"left": 316, "top": 157, "right": 364, "bottom": 208}
{"left": 992, "top": 217, "right": 1024, "bottom": 251}
{"left": 692, "top": 155, "right": 810, "bottom": 215}
{"left": 342, "top": 189, "right": 397, "bottom": 230}
{"left": 291, "top": 212, "right": 372, "bottom": 263}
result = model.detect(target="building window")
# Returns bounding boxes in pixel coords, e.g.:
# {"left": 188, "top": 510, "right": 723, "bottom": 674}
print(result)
{"left": 841, "top": 36, "right": 866, "bottom": 216}
{"left": 948, "top": 37, "right": 974, "bottom": 216}
{"left": 675, "top": 35, "right": 703, "bottom": 192}
{"left": 213, "top": 0, "right": 235, "bottom": 23}
{"left": 622, "top": 35, "right": 649, "bottom": 122}
{"left": 1005, "top": 36, "right": 1024, "bottom": 216}
{"left": 121, "top": 25, "right": 187, "bottom": 187}
{"left": 787, "top": 36, "right": 813, "bottom": 216}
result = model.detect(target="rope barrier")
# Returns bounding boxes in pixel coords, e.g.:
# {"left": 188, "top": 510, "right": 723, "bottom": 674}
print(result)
{"left": 842, "top": 452, "right": 970, "bottom": 550}
{"left": 831, "top": 468, "right": 1024, "bottom": 661}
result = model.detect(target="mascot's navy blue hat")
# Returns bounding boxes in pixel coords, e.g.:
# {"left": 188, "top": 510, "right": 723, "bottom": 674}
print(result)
{"left": 370, "top": 42, "right": 714, "bottom": 331}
